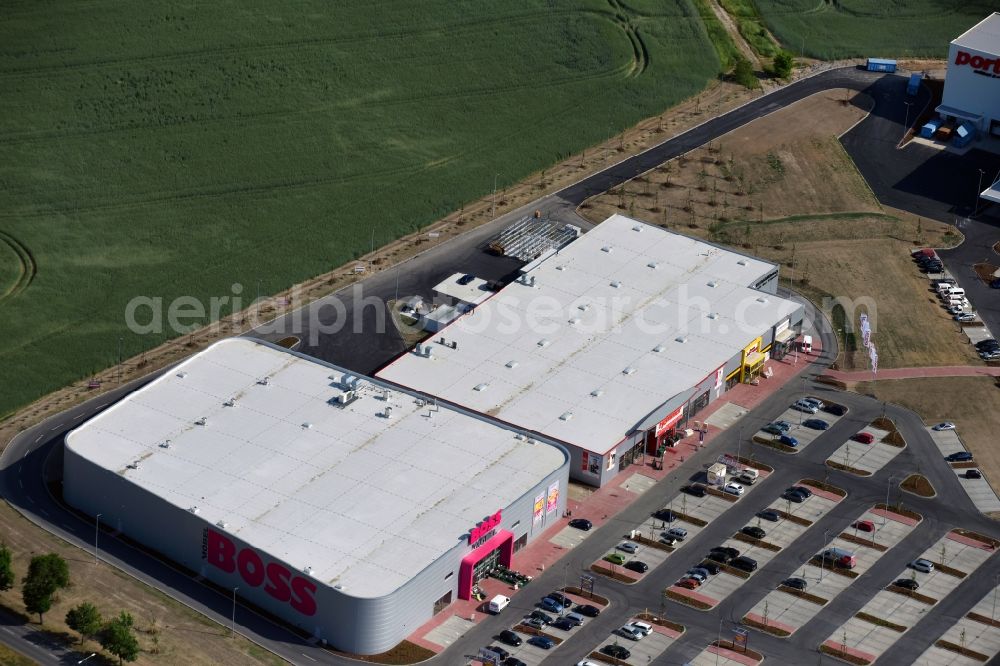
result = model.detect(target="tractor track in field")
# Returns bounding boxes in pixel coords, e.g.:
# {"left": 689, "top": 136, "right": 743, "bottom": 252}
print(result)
{"left": 0, "top": 230, "right": 36, "bottom": 305}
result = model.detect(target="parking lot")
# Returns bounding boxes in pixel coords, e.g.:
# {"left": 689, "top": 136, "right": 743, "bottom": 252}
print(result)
{"left": 914, "top": 581, "right": 1000, "bottom": 665}
{"left": 583, "top": 618, "right": 680, "bottom": 665}
{"left": 742, "top": 505, "right": 920, "bottom": 636}
{"left": 820, "top": 528, "right": 996, "bottom": 665}
{"left": 752, "top": 400, "right": 846, "bottom": 454}
{"left": 825, "top": 425, "right": 902, "bottom": 476}
{"left": 925, "top": 425, "right": 1000, "bottom": 513}
{"left": 686, "top": 643, "right": 762, "bottom": 666}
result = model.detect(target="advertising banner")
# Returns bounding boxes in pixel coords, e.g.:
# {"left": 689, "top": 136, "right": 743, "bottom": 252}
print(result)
{"left": 545, "top": 482, "right": 559, "bottom": 514}
{"left": 532, "top": 493, "right": 544, "bottom": 525}
{"left": 654, "top": 406, "right": 685, "bottom": 438}
{"left": 581, "top": 451, "right": 589, "bottom": 472}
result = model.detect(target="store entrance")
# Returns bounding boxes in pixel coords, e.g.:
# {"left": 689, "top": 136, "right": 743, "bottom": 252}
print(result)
{"left": 473, "top": 547, "right": 501, "bottom": 583}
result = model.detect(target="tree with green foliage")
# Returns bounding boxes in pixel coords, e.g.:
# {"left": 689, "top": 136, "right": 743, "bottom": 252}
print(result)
{"left": 733, "top": 57, "right": 756, "bottom": 89}
{"left": 21, "top": 553, "right": 70, "bottom": 623}
{"left": 0, "top": 544, "right": 13, "bottom": 591}
{"left": 100, "top": 612, "right": 140, "bottom": 665}
{"left": 772, "top": 50, "right": 794, "bottom": 78}
{"left": 66, "top": 602, "right": 103, "bottom": 643}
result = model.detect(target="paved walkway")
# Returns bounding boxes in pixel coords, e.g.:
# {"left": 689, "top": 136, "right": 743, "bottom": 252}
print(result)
{"left": 823, "top": 365, "right": 1000, "bottom": 382}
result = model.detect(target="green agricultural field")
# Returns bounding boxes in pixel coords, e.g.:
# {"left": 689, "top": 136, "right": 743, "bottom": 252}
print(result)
{"left": 0, "top": 0, "right": 725, "bottom": 418}
{"left": 755, "top": 0, "right": 997, "bottom": 59}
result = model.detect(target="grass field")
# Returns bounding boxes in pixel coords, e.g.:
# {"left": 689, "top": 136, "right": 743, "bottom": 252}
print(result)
{"left": 754, "top": 0, "right": 997, "bottom": 59}
{"left": 0, "top": 0, "right": 728, "bottom": 419}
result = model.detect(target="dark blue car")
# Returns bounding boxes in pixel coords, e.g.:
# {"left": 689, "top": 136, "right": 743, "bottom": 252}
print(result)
{"left": 527, "top": 635, "right": 555, "bottom": 649}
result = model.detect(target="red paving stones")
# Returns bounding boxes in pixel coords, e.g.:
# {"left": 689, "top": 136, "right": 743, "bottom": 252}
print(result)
{"left": 648, "top": 623, "right": 684, "bottom": 640}
{"left": 871, "top": 507, "right": 921, "bottom": 527}
{"left": 946, "top": 530, "right": 1000, "bottom": 552}
{"left": 669, "top": 585, "right": 721, "bottom": 608}
{"left": 821, "top": 639, "right": 877, "bottom": 664}
{"left": 708, "top": 643, "right": 763, "bottom": 665}
{"left": 823, "top": 365, "right": 1000, "bottom": 382}
{"left": 591, "top": 561, "right": 642, "bottom": 582}
{"left": 799, "top": 482, "right": 845, "bottom": 503}
{"left": 405, "top": 335, "right": 817, "bottom": 651}
{"left": 744, "top": 612, "right": 796, "bottom": 635}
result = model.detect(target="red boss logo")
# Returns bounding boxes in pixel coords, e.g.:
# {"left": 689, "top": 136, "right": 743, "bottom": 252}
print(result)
{"left": 205, "top": 529, "right": 317, "bottom": 616}
{"left": 955, "top": 50, "right": 1000, "bottom": 75}
{"left": 469, "top": 510, "right": 503, "bottom": 544}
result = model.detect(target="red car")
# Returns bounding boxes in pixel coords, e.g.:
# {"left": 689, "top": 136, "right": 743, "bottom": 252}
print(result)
{"left": 854, "top": 520, "right": 875, "bottom": 533}
{"left": 853, "top": 432, "right": 875, "bottom": 444}
{"left": 676, "top": 577, "right": 701, "bottom": 589}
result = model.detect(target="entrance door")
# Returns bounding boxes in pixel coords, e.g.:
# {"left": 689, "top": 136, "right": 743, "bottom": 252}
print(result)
{"left": 473, "top": 547, "right": 501, "bottom": 583}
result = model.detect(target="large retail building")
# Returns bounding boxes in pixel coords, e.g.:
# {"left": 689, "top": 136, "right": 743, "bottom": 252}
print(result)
{"left": 378, "top": 214, "right": 804, "bottom": 487}
{"left": 937, "top": 12, "right": 1000, "bottom": 137}
{"left": 64, "top": 338, "right": 569, "bottom": 654}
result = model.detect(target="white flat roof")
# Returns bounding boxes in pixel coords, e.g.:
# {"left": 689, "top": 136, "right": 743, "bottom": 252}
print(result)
{"left": 433, "top": 273, "right": 493, "bottom": 305}
{"left": 378, "top": 215, "right": 800, "bottom": 454}
{"left": 66, "top": 339, "right": 565, "bottom": 597}
{"left": 953, "top": 13, "right": 1000, "bottom": 54}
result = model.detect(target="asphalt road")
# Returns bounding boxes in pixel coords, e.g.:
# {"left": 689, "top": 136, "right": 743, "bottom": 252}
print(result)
{"left": 4, "top": 65, "right": 998, "bottom": 665}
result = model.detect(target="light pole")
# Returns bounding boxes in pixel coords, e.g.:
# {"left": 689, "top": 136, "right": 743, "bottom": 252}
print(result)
{"left": 975, "top": 168, "right": 986, "bottom": 216}
{"left": 884, "top": 475, "right": 896, "bottom": 523}
{"left": 901, "top": 101, "right": 913, "bottom": 142}
{"left": 231, "top": 586, "right": 239, "bottom": 637}
{"left": 820, "top": 530, "right": 830, "bottom": 582}
{"left": 716, "top": 618, "right": 724, "bottom": 666}
{"left": 94, "top": 514, "right": 102, "bottom": 564}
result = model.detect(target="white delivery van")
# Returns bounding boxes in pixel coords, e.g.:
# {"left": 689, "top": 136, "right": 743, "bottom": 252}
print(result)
{"left": 801, "top": 335, "right": 813, "bottom": 353}
{"left": 949, "top": 287, "right": 965, "bottom": 299}
{"left": 488, "top": 595, "right": 510, "bottom": 614}
{"left": 738, "top": 468, "right": 760, "bottom": 485}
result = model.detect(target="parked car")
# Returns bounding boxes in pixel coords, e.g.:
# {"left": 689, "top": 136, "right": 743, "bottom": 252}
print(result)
{"left": 551, "top": 617, "right": 576, "bottom": 631}
{"left": 853, "top": 432, "right": 875, "bottom": 444}
{"left": 730, "top": 556, "right": 758, "bottom": 572}
{"left": 782, "top": 577, "right": 808, "bottom": 590}
{"left": 965, "top": 469, "right": 983, "bottom": 479}
{"left": 653, "top": 509, "right": 677, "bottom": 522}
{"left": 803, "top": 418, "right": 829, "bottom": 430}
{"left": 527, "top": 636, "right": 554, "bottom": 650}
{"left": 682, "top": 484, "right": 707, "bottom": 497}
{"left": 624, "top": 560, "right": 649, "bottom": 573}
{"left": 782, "top": 490, "right": 806, "bottom": 503}
{"left": 575, "top": 604, "right": 601, "bottom": 617}
{"left": 685, "top": 570, "right": 707, "bottom": 582}
{"left": 787, "top": 485, "right": 813, "bottom": 498}
{"left": 617, "top": 624, "right": 644, "bottom": 641}
{"left": 779, "top": 434, "right": 799, "bottom": 447}
{"left": 503, "top": 658, "right": 526, "bottom": 666}
{"left": 933, "top": 422, "right": 956, "bottom": 431}
{"left": 522, "top": 617, "right": 546, "bottom": 630}
{"left": 975, "top": 340, "right": 998, "bottom": 350}
{"left": 601, "top": 645, "right": 631, "bottom": 660}
{"left": 909, "top": 558, "right": 935, "bottom": 573}
{"left": 497, "top": 630, "right": 522, "bottom": 647}
{"left": 723, "top": 482, "right": 745, "bottom": 496}
{"left": 820, "top": 548, "right": 857, "bottom": 569}
{"left": 699, "top": 560, "right": 722, "bottom": 575}
{"left": 945, "top": 451, "right": 974, "bottom": 462}
{"left": 659, "top": 536, "right": 678, "bottom": 546}
{"left": 676, "top": 577, "right": 700, "bottom": 589}
{"left": 687, "top": 567, "right": 711, "bottom": 580}
{"left": 854, "top": 520, "right": 875, "bottom": 532}
{"left": 568, "top": 518, "right": 592, "bottom": 531}
{"left": 757, "top": 509, "right": 781, "bottom": 522}
{"left": 762, "top": 423, "right": 786, "bottom": 435}
{"left": 823, "top": 404, "right": 848, "bottom": 416}
{"left": 539, "top": 597, "right": 564, "bottom": 613}
{"left": 457, "top": 273, "right": 476, "bottom": 285}
{"left": 603, "top": 553, "right": 627, "bottom": 565}
{"left": 617, "top": 542, "right": 638, "bottom": 554}
{"left": 980, "top": 351, "right": 1000, "bottom": 360}
{"left": 802, "top": 397, "right": 825, "bottom": 409}
{"left": 486, "top": 646, "right": 510, "bottom": 661}
{"left": 792, "top": 400, "right": 819, "bottom": 414}
{"left": 954, "top": 313, "right": 977, "bottom": 322}
{"left": 706, "top": 551, "right": 733, "bottom": 564}
{"left": 742, "top": 525, "right": 766, "bottom": 539}
{"left": 548, "top": 592, "right": 572, "bottom": 607}
{"left": 528, "top": 610, "right": 553, "bottom": 625}
{"left": 663, "top": 527, "right": 688, "bottom": 541}
{"left": 894, "top": 578, "right": 920, "bottom": 590}
{"left": 625, "top": 621, "right": 653, "bottom": 637}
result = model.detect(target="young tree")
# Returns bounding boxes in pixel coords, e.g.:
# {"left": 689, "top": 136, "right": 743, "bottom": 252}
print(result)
{"left": 772, "top": 51, "right": 794, "bottom": 78}
{"left": 100, "top": 612, "right": 140, "bottom": 665}
{"left": 66, "top": 602, "right": 103, "bottom": 643}
{"left": 21, "top": 553, "right": 70, "bottom": 623}
{"left": 0, "top": 544, "right": 13, "bottom": 591}
{"left": 733, "top": 57, "right": 756, "bottom": 89}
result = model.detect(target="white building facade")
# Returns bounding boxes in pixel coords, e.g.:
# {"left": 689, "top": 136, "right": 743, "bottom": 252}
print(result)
{"left": 938, "top": 12, "right": 1000, "bottom": 136}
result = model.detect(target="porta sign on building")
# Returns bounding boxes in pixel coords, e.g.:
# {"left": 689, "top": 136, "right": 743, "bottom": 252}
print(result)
{"left": 469, "top": 510, "right": 503, "bottom": 544}
{"left": 204, "top": 528, "right": 317, "bottom": 616}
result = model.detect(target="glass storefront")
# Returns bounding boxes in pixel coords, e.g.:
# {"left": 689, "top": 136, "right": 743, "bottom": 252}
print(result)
{"left": 472, "top": 547, "right": 501, "bottom": 583}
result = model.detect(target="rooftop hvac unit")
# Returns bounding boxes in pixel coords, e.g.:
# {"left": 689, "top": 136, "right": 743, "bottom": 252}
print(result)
{"left": 559, "top": 411, "right": 573, "bottom": 421}
{"left": 216, "top": 521, "right": 228, "bottom": 529}
{"left": 176, "top": 371, "right": 188, "bottom": 379}
{"left": 189, "top": 506, "right": 200, "bottom": 515}
{"left": 610, "top": 280, "right": 622, "bottom": 288}
{"left": 126, "top": 460, "right": 140, "bottom": 470}
{"left": 257, "top": 376, "right": 271, "bottom": 386}
{"left": 223, "top": 397, "right": 237, "bottom": 407}
{"left": 632, "top": 225, "right": 643, "bottom": 232}
{"left": 737, "top": 259, "right": 748, "bottom": 266}
{"left": 505, "top": 360, "right": 518, "bottom": 369}
{"left": 647, "top": 262, "right": 659, "bottom": 269}
{"left": 303, "top": 566, "right": 314, "bottom": 576}
{"left": 158, "top": 440, "right": 171, "bottom": 449}
{"left": 675, "top": 336, "right": 688, "bottom": 343}
{"left": 195, "top": 417, "right": 207, "bottom": 426}
{"left": 623, "top": 366, "right": 636, "bottom": 375}
{"left": 383, "top": 406, "right": 393, "bottom": 419}
{"left": 338, "top": 390, "right": 355, "bottom": 405}
{"left": 590, "top": 389, "right": 604, "bottom": 397}
{"left": 302, "top": 422, "right": 313, "bottom": 429}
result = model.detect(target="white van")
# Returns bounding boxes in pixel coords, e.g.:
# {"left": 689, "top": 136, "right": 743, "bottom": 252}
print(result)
{"left": 738, "top": 468, "right": 760, "bottom": 485}
{"left": 487, "top": 595, "right": 510, "bottom": 614}
{"left": 949, "top": 287, "right": 966, "bottom": 299}
{"left": 800, "top": 335, "right": 813, "bottom": 353}
{"left": 628, "top": 620, "right": 653, "bottom": 636}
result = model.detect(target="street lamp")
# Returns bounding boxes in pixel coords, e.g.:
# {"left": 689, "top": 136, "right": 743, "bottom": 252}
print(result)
{"left": 231, "top": 587, "right": 239, "bottom": 638}
{"left": 820, "top": 530, "right": 830, "bottom": 582}
{"left": 884, "top": 475, "right": 896, "bottom": 523}
{"left": 94, "top": 514, "right": 102, "bottom": 564}
{"left": 902, "top": 101, "right": 913, "bottom": 142}
{"left": 716, "top": 617, "right": 724, "bottom": 666}
{"left": 975, "top": 168, "right": 986, "bottom": 216}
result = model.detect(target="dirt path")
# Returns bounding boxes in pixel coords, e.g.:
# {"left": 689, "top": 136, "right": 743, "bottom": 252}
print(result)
{"left": 707, "top": 0, "right": 761, "bottom": 69}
